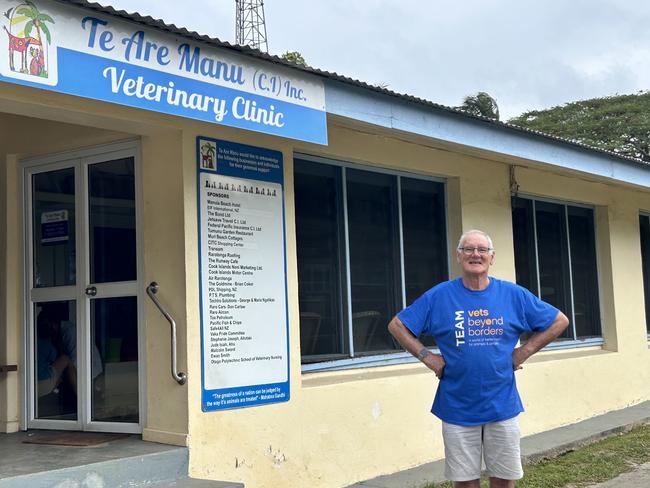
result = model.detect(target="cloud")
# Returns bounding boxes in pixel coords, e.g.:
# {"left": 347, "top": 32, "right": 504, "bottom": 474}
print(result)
{"left": 101, "top": 0, "right": 650, "bottom": 118}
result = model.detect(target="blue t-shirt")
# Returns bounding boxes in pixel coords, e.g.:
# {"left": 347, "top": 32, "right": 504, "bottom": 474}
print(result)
{"left": 398, "top": 277, "right": 559, "bottom": 426}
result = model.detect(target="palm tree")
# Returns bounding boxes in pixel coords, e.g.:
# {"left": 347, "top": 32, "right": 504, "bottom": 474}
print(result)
{"left": 16, "top": 1, "right": 54, "bottom": 76}
{"left": 201, "top": 142, "right": 216, "bottom": 159}
{"left": 458, "top": 92, "right": 500, "bottom": 121}
{"left": 18, "top": 1, "right": 54, "bottom": 44}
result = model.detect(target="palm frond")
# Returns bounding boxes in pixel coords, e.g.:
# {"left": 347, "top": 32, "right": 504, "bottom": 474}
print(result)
{"left": 40, "top": 23, "right": 51, "bottom": 44}
{"left": 24, "top": 19, "right": 33, "bottom": 37}
{"left": 15, "top": 6, "right": 36, "bottom": 19}
{"left": 37, "top": 13, "right": 54, "bottom": 24}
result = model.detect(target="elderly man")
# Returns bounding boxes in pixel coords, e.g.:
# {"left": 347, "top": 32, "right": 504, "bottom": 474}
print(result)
{"left": 388, "top": 229, "right": 569, "bottom": 488}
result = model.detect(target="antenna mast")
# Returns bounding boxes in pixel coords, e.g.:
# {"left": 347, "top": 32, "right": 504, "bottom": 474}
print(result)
{"left": 235, "top": 0, "right": 268, "bottom": 52}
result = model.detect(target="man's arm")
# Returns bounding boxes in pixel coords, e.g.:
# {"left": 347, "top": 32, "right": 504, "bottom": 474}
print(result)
{"left": 512, "top": 311, "right": 570, "bottom": 370}
{"left": 387, "top": 316, "right": 445, "bottom": 378}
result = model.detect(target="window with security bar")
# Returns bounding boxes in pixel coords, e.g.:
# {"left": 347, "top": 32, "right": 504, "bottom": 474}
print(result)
{"left": 511, "top": 196, "right": 602, "bottom": 342}
{"left": 294, "top": 158, "right": 448, "bottom": 364}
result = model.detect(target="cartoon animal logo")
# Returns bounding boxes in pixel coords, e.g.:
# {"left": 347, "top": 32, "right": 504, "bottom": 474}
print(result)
{"left": 3, "top": 1, "right": 54, "bottom": 78}
{"left": 200, "top": 140, "right": 217, "bottom": 170}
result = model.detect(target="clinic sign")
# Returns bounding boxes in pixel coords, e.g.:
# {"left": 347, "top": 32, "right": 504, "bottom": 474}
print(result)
{"left": 0, "top": 0, "right": 327, "bottom": 144}
{"left": 197, "top": 137, "right": 289, "bottom": 410}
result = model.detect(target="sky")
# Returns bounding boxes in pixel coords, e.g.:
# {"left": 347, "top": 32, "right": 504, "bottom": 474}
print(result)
{"left": 99, "top": 0, "right": 650, "bottom": 120}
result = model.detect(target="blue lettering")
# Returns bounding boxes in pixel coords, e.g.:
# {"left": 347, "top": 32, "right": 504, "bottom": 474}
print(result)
{"left": 81, "top": 16, "right": 109, "bottom": 49}
{"left": 258, "top": 73, "right": 269, "bottom": 91}
{"left": 122, "top": 31, "right": 145, "bottom": 61}
{"left": 99, "top": 30, "right": 114, "bottom": 52}
{"left": 177, "top": 44, "right": 245, "bottom": 85}
{"left": 178, "top": 44, "right": 200, "bottom": 73}
{"left": 143, "top": 39, "right": 158, "bottom": 62}
{"left": 221, "top": 62, "right": 244, "bottom": 85}
{"left": 157, "top": 46, "right": 170, "bottom": 66}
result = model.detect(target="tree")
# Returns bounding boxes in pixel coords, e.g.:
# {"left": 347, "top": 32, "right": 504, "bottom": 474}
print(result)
{"left": 458, "top": 91, "right": 500, "bottom": 120}
{"left": 281, "top": 51, "right": 307, "bottom": 67}
{"left": 508, "top": 92, "right": 650, "bottom": 162}
{"left": 17, "top": 0, "right": 54, "bottom": 45}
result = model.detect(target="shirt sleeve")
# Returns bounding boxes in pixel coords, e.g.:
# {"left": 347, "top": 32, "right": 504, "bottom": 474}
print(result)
{"left": 520, "top": 287, "right": 560, "bottom": 332}
{"left": 397, "top": 291, "right": 433, "bottom": 337}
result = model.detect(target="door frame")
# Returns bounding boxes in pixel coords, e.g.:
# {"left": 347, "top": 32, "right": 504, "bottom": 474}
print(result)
{"left": 21, "top": 139, "right": 146, "bottom": 433}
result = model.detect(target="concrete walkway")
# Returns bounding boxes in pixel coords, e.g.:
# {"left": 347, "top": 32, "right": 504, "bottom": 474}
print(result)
{"left": 586, "top": 461, "right": 650, "bottom": 487}
{"left": 347, "top": 400, "right": 650, "bottom": 488}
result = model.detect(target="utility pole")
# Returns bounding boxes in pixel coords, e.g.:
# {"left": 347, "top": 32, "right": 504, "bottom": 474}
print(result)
{"left": 235, "top": 0, "right": 268, "bottom": 53}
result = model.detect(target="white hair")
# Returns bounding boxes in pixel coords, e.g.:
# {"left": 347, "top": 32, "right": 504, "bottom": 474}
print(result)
{"left": 457, "top": 229, "right": 494, "bottom": 250}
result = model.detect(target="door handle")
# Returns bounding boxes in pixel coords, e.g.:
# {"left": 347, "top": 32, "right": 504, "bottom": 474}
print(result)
{"left": 85, "top": 285, "right": 97, "bottom": 297}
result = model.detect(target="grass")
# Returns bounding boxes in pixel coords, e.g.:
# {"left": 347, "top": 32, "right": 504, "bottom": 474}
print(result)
{"left": 426, "top": 423, "right": 650, "bottom": 488}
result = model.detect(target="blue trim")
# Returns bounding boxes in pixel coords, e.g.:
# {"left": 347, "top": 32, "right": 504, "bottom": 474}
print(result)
{"left": 302, "top": 338, "right": 605, "bottom": 373}
{"left": 543, "top": 338, "right": 605, "bottom": 351}
{"left": 1, "top": 48, "right": 327, "bottom": 145}
{"left": 324, "top": 80, "right": 650, "bottom": 189}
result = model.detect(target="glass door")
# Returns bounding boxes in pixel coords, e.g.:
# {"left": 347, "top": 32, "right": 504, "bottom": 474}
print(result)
{"left": 27, "top": 146, "right": 141, "bottom": 433}
{"left": 30, "top": 165, "right": 79, "bottom": 427}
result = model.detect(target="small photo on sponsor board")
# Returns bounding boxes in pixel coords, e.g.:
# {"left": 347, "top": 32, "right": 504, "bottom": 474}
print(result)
{"left": 199, "top": 139, "right": 217, "bottom": 171}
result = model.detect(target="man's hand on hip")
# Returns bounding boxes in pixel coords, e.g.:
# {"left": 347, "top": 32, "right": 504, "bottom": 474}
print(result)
{"left": 512, "top": 346, "right": 530, "bottom": 371}
{"left": 421, "top": 352, "right": 445, "bottom": 379}
{"left": 512, "top": 312, "right": 570, "bottom": 371}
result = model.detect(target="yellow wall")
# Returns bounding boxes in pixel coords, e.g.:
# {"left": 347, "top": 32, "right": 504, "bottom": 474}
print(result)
{"left": 0, "top": 84, "right": 192, "bottom": 442}
{"left": 183, "top": 121, "right": 650, "bottom": 487}
{"left": 0, "top": 112, "right": 131, "bottom": 433}
{"left": 1, "top": 83, "right": 650, "bottom": 488}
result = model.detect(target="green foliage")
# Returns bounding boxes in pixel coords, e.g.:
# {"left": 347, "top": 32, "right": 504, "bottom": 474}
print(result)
{"left": 281, "top": 51, "right": 307, "bottom": 67}
{"left": 38, "top": 21, "right": 52, "bottom": 44}
{"left": 509, "top": 92, "right": 650, "bottom": 162}
{"left": 458, "top": 92, "right": 500, "bottom": 121}
{"left": 426, "top": 423, "right": 650, "bottom": 488}
{"left": 16, "top": 6, "right": 34, "bottom": 18}
{"left": 14, "top": 1, "right": 54, "bottom": 44}
{"left": 24, "top": 19, "right": 33, "bottom": 37}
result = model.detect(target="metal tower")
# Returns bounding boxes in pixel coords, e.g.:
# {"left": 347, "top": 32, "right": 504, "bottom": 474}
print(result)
{"left": 235, "top": 0, "right": 268, "bottom": 52}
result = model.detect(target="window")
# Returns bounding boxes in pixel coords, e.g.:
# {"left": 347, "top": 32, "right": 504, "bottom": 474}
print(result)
{"left": 295, "top": 158, "right": 448, "bottom": 364}
{"left": 512, "top": 196, "right": 601, "bottom": 342}
{"left": 639, "top": 214, "right": 650, "bottom": 335}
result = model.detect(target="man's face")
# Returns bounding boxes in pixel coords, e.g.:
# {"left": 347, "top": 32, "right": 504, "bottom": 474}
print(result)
{"left": 457, "top": 233, "right": 495, "bottom": 277}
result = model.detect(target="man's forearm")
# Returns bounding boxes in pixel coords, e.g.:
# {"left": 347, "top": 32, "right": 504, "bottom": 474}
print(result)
{"left": 387, "top": 316, "right": 430, "bottom": 359}
{"left": 516, "top": 311, "right": 570, "bottom": 364}
{"left": 388, "top": 316, "right": 445, "bottom": 378}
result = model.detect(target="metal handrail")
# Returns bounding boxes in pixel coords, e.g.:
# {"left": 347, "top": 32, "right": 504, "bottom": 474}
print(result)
{"left": 146, "top": 282, "right": 187, "bottom": 385}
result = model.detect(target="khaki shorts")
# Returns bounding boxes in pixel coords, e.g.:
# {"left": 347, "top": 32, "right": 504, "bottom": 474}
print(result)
{"left": 442, "top": 416, "right": 523, "bottom": 482}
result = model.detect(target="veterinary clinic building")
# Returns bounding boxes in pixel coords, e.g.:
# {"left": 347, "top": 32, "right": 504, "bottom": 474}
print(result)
{"left": 0, "top": 1, "right": 649, "bottom": 487}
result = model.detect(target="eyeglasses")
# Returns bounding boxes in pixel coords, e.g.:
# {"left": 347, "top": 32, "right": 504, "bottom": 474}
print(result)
{"left": 458, "top": 247, "right": 493, "bottom": 255}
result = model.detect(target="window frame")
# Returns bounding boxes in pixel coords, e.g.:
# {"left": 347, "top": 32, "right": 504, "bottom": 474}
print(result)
{"left": 512, "top": 193, "right": 604, "bottom": 349}
{"left": 294, "top": 153, "right": 450, "bottom": 372}
{"left": 639, "top": 212, "right": 650, "bottom": 341}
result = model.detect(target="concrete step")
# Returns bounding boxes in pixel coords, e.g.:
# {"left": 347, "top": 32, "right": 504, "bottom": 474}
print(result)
{"left": 150, "top": 479, "right": 244, "bottom": 487}
{"left": 0, "top": 444, "right": 240, "bottom": 488}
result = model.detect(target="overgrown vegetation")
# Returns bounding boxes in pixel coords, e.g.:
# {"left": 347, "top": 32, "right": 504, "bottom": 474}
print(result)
{"left": 457, "top": 92, "right": 500, "bottom": 121}
{"left": 280, "top": 51, "right": 307, "bottom": 66}
{"left": 508, "top": 92, "right": 650, "bottom": 162}
{"left": 426, "top": 423, "right": 650, "bottom": 488}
